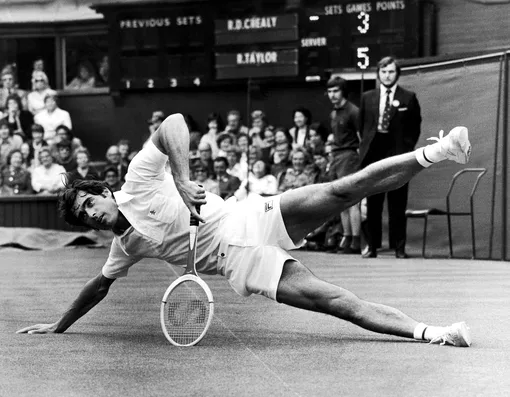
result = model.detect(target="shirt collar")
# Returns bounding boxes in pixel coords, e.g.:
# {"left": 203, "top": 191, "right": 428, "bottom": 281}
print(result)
{"left": 381, "top": 84, "right": 397, "bottom": 97}
{"left": 113, "top": 190, "right": 134, "bottom": 205}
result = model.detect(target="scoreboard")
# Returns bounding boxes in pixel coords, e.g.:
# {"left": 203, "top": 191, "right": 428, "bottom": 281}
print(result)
{"left": 93, "top": 0, "right": 434, "bottom": 91}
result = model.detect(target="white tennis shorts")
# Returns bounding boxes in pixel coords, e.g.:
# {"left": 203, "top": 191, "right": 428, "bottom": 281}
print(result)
{"left": 216, "top": 194, "right": 304, "bottom": 301}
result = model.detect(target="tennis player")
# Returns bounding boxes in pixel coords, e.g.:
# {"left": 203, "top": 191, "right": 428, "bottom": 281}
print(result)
{"left": 18, "top": 114, "right": 472, "bottom": 347}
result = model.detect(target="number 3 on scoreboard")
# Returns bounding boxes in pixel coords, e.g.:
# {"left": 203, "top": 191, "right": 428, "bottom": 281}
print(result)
{"left": 356, "top": 47, "right": 369, "bottom": 70}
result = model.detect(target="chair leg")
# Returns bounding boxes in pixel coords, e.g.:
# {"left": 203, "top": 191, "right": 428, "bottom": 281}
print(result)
{"left": 423, "top": 216, "right": 428, "bottom": 258}
{"left": 447, "top": 214, "right": 453, "bottom": 258}
{"left": 470, "top": 214, "right": 476, "bottom": 259}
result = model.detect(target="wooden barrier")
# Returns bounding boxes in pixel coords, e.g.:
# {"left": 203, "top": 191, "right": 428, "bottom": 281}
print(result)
{"left": 0, "top": 195, "right": 87, "bottom": 231}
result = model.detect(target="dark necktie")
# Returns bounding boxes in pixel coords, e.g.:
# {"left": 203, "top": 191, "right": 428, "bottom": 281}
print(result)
{"left": 380, "top": 89, "right": 392, "bottom": 132}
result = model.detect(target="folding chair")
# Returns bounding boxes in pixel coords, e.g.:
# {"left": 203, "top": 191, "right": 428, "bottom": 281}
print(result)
{"left": 405, "top": 168, "right": 487, "bottom": 258}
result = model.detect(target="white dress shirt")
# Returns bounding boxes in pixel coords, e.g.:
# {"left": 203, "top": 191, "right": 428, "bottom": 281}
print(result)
{"left": 34, "top": 107, "right": 72, "bottom": 143}
{"left": 31, "top": 163, "right": 66, "bottom": 193}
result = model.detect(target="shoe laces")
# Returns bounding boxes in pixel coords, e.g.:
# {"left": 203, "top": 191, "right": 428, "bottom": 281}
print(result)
{"left": 426, "top": 130, "right": 445, "bottom": 143}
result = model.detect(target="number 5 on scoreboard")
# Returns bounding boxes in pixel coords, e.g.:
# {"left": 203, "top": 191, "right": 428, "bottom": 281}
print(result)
{"left": 357, "top": 47, "right": 369, "bottom": 70}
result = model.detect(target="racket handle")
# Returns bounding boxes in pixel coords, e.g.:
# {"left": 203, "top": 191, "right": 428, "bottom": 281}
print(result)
{"left": 190, "top": 205, "right": 201, "bottom": 226}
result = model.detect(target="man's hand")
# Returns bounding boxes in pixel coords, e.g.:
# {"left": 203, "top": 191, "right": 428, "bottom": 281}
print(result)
{"left": 174, "top": 180, "right": 207, "bottom": 223}
{"left": 16, "top": 323, "right": 58, "bottom": 334}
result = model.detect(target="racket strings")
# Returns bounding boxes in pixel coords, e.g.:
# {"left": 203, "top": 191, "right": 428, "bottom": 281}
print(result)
{"left": 164, "top": 280, "right": 210, "bottom": 345}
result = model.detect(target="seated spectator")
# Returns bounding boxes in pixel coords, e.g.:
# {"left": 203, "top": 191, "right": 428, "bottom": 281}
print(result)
{"left": 3, "top": 94, "right": 33, "bottom": 140}
{"left": 306, "top": 128, "right": 326, "bottom": 155}
{"left": 270, "top": 142, "right": 292, "bottom": 179}
{"left": 289, "top": 107, "right": 315, "bottom": 149}
{"left": 31, "top": 147, "right": 66, "bottom": 194}
{"left": 26, "top": 123, "right": 48, "bottom": 168}
{"left": 197, "top": 142, "right": 215, "bottom": 176}
{"left": 277, "top": 147, "right": 317, "bottom": 193}
{"left": 247, "top": 145, "right": 263, "bottom": 170}
{"left": 234, "top": 160, "right": 278, "bottom": 201}
{"left": 200, "top": 112, "right": 224, "bottom": 159}
{"left": 225, "top": 146, "right": 247, "bottom": 182}
{"left": 55, "top": 139, "right": 77, "bottom": 172}
{"left": 67, "top": 148, "right": 100, "bottom": 182}
{"left": 274, "top": 127, "right": 293, "bottom": 147}
{"left": 53, "top": 124, "right": 82, "bottom": 155}
{"left": 34, "top": 91, "right": 72, "bottom": 145}
{"left": 223, "top": 109, "right": 249, "bottom": 136}
{"left": 0, "top": 119, "right": 23, "bottom": 168}
{"left": 103, "top": 165, "right": 122, "bottom": 192}
{"left": 66, "top": 61, "right": 96, "bottom": 90}
{"left": 248, "top": 110, "right": 267, "bottom": 148}
{"left": 0, "top": 149, "right": 32, "bottom": 195}
{"left": 20, "top": 142, "right": 33, "bottom": 170}
{"left": 27, "top": 71, "right": 53, "bottom": 115}
{"left": 0, "top": 68, "right": 28, "bottom": 111}
{"left": 216, "top": 133, "right": 234, "bottom": 158}
{"left": 103, "top": 145, "right": 128, "bottom": 182}
{"left": 191, "top": 163, "right": 219, "bottom": 195}
{"left": 213, "top": 156, "right": 240, "bottom": 200}
{"left": 311, "top": 148, "right": 330, "bottom": 184}
{"left": 117, "top": 139, "right": 135, "bottom": 166}
{"left": 260, "top": 128, "right": 276, "bottom": 164}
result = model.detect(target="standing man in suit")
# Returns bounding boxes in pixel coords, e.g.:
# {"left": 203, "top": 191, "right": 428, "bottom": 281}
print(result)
{"left": 359, "top": 56, "right": 422, "bottom": 258}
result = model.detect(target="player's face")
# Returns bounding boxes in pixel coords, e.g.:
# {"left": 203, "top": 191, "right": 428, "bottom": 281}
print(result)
{"left": 327, "top": 86, "right": 343, "bottom": 105}
{"left": 378, "top": 62, "right": 398, "bottom": 88}
{"left": 72, "top": 189, "right": 119, "bottom": 230}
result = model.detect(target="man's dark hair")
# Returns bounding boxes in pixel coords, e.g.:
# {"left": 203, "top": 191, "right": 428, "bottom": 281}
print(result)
{"left": 377, "top": 56, "right": 401, "bottom": 79}
{"left": 31, "top": 123, "right": 44, "bottom": 134}
{"left": 326, "top": 76, "right": 348, "bottom": 94}
{"left": 213, "top": 156, "right": 228, "bottom": 168}
{"left": 58, "top": 176, "right": 111, "bottom": 227}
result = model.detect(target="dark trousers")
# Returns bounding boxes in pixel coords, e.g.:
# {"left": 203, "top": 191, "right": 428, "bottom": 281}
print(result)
{"left": 366, "top": 183, "right": 409, "bottom": 252}
{"left": 362, "top": 132, "right": 408, "bottom": 253}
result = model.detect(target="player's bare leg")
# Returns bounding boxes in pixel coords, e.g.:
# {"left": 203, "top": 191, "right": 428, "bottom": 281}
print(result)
{"left": 276, "top": 260, "right": 417, "bottom": 338}
{"left": 280, "top": 126, "right": 471, "bottom": 244}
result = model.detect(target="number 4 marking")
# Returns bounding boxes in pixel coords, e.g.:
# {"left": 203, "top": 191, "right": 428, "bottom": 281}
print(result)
{"left": 357, "top": 47, "right": 369, "bottom": 69}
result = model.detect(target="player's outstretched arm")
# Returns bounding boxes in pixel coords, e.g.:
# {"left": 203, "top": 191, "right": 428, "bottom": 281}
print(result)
{"left": 16, "top": 272, "right": 115, "bottom": 334}
{"left": 152, "top": 113, "right": 206, "bottom": 222}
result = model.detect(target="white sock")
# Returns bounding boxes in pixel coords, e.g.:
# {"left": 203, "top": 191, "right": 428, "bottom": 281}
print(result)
{"left": 414, "top": 142, "right": 446, "bottom": 168}
{"left": 413, "top": 323, "right": 447, "bottom": 341}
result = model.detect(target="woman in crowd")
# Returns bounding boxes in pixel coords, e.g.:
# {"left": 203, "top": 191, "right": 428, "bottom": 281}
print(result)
{"left": 274, "top": 127, "right": 292, "bottom": 147}
{"left": 199, "top": 112, "right": 224, "bottom": 159}
{"left": 306, "top": 128, "right": 326, "bottom": 155}
{"left": 0, "top": 149, "right": 32, "bottom": 195}
{"left": 191, "top": 163, "right": 219, "bottom": 195}
{"left": 288, "top": 107, "right": 315, "bottom": 149}
{"left": 3, "top": 94, "right": 34, "bottom": 140}
{"left": 26, "top": 123, "right": 48, "bottom": 168}
{"left": 67, "top": 148, "right": 99, "bottom": 183}
{"left": 234, "top": 159, "right": 278, "bottom": 200}
{"left": 216, "top": 132, "right": 234, "bottom": 158}
{"left": 20, "top": 142, "right": 33, "bottom": 170}
{"left": 31, "top": 147, "right": 66, "bottom": 194}
{"left": 117, "top": 139, "right": 134, "bottom": 166}
{"left": 27, "top": 71, "right": 52, "bottom": 115}
{"left": 66, "top": 61, "right": 96, "bottom": 90}
{"left": 277, "top": 146, "right": 318, "bottom": 193}
{"left": 0, "top": 119, "right": 22, "bottom": 168}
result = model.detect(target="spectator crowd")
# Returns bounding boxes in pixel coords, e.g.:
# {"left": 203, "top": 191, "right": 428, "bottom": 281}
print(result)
{"left": 0, "top": 56, "right": 421, "bottom": 258}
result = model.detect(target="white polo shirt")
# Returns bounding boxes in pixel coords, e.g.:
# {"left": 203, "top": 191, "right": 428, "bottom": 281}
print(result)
{"left": 102, "top": 140, "right": 230, "bottom": 279}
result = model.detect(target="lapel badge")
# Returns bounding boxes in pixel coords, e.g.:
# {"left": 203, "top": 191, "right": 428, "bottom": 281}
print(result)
{"left": 392, "top": 99, "right": 400, "bottom": 107}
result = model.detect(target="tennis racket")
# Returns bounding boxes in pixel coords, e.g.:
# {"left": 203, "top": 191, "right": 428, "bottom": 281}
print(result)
{"left": 160, "top": 206, "right": 214, "bottom": 346}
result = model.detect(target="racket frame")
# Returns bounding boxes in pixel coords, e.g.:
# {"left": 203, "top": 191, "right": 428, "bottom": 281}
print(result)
{"left": 160, "top": 274, "right": 214, "bottom": 346}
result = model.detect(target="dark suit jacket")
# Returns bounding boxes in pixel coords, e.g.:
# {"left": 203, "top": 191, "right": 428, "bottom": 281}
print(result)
{"left": 358, "top": 85, "right": 421, "bottom": 165}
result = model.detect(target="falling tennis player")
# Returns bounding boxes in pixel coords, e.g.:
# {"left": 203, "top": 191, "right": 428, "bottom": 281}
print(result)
{"left": 18, "top": 113, "right": 472, "bottom": 347}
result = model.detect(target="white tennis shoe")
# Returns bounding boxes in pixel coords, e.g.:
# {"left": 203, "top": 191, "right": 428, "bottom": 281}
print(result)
{"left": 427, "top": 126, "right": 471, "bottom": 164}
{"left": 429, "top": 322, "right": 472, "bottom": 347}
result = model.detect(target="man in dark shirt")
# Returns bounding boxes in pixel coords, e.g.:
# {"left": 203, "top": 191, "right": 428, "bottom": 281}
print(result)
{"left": 213, "top": 156, "right": 241, "bottom": 200}
{"left": 327, "top": 76, "right": 361, "bottom": 254}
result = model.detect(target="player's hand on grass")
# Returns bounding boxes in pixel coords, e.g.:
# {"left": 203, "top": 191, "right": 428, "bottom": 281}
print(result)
{"left": 16, "top": 323, "right": 58, "bottom": 334}
{"left": 175, "top": 180, "right": 207, "bottom": 223}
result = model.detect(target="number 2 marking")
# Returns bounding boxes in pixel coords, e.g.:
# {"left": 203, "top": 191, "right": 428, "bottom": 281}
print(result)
{"left": 357, "top": 12, "right": 370, "bottom": 34}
